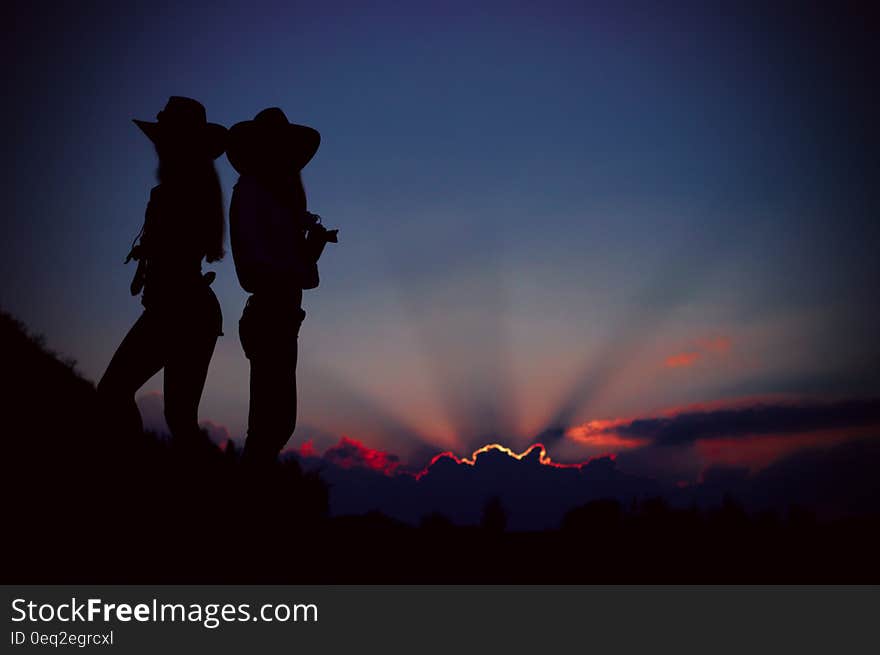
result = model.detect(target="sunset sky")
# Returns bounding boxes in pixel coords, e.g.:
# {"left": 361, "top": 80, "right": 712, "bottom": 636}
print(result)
{"left": 3, "top": 1, "right": 877, "bottom": 484}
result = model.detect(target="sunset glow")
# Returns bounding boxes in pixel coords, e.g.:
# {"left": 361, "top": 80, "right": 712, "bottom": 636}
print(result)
{"left": 414, "top": 443, "right": 615, "bottom": 479}
{"left": 296, "top": 437, "right": 617, "bottom": 480}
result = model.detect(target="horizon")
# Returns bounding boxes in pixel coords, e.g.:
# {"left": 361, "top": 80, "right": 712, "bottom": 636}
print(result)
{"left": 6, "top": 305, "right": 879, "bottom": 530}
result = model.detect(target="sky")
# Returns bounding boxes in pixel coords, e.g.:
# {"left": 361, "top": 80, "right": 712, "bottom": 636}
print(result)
{"left": 2, "top": 1, "right": 878, "bottom": 483}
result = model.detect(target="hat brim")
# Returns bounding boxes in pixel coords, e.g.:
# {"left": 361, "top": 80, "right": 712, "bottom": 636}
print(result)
{"left": 226, "top": 120, "right": 320, "bottom": 175}
{"left": 133, "top": 119, "right": 228, "bottom": 160}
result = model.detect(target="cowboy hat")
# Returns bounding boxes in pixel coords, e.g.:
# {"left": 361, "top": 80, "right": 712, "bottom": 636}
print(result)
{"left": 226, "top": 107, "right": 320, "bottom": 175}
{"left": 133, "top": 96, "right": 227, "bottom": 160}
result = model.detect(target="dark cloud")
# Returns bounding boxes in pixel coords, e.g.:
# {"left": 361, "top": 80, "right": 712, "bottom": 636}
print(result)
{"left": 600, "top": 397, "right": 880, "bottom": 446}
{"left": 746, "top": 436, "right": 880, "bottom": 516}
{"left": 298, "top": 440, "right": 659, "bottom": 530}
{"left": 673, "top": 436, "right": 880, "bottom": 519}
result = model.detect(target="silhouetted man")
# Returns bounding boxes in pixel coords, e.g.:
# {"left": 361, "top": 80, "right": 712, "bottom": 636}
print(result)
{"left": 227, "top": 108, "right": 337, "bottom": 467}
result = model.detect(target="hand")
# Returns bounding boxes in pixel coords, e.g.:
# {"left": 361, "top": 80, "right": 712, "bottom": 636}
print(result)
{"left": 309, "top": 223, "right": 338, "bottom": 243}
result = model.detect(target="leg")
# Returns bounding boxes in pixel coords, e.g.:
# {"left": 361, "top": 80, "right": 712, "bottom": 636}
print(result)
{"left": 97, "top": 311, "right": 165, "bottom": 439}
{"left": 239, "top": 299, "right": 302, "bottom": 467}
{"left": 163, "top": 295, "right": 221, "bottom": 447}
{"left": 242, "top": 346, "right": 298, "bottom": 465}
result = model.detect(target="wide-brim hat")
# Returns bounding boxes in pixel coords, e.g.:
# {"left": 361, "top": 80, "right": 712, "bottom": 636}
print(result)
{"left": 226, "top": 107, "right": 320, "bottom": 175}
{"left": 133, "top": 96, "right": 227, "bottom": 160}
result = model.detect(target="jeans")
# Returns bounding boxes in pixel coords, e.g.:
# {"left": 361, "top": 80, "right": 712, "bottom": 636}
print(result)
{"left": 238, "top": 294, "right": 306, "bottom": 466}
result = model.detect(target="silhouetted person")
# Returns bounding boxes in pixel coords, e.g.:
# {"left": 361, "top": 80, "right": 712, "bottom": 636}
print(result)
{"left": 227, "top": 108, "right": 337, "bottom": 467}
{"left": 97, "top": 97, "right": 226, "bottom": 452}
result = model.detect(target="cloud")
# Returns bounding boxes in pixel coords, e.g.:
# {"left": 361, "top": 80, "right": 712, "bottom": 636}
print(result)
{"left": 571, "top": 397, "right": 880, "bottom": 447}
{"left": 680, "top": 436, "right": 880, "bottom": 518}
{"left": 415, "top": 442, "right": 618, "bottom": 479}
{"left": 297, "top": 438, "right": 658, "bottom": 530}
{"left": 564, "top": 419, "right": 648, "bottom": 450}
{"left": 297, "top": 439, "right": 318, "bottom": 458}
{"left": 302, "top": 436, "right": 403, "bottom": 476}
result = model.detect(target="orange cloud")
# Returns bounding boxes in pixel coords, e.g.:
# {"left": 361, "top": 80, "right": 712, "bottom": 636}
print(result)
{"left": 565, "top": 419, "right": 649, "bottom": 449}
{"left": 564, "top": 395, "right": 880, "bottom": 474}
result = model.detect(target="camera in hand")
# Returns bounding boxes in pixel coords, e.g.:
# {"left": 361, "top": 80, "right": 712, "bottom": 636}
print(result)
{"left": 303, "top": 211, "right": 339, "bottom": 243}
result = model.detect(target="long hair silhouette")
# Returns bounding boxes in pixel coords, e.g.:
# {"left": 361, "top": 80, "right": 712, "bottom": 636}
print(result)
{"left": 155, "top": 146, "right": 226, "bottom": 263}
{"left": 97, "top": 97, "right": 227, "bottom": 451}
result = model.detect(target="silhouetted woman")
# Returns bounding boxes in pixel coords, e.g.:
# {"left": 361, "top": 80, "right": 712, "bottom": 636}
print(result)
{"left": 226, "top": 107, "right": 337, "bottom": 467}
{"left": 98, "top": 97, "right": 226, "bottom": 450}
